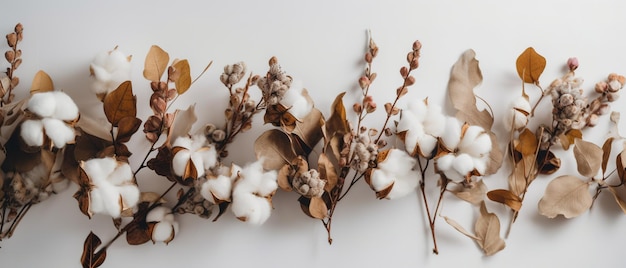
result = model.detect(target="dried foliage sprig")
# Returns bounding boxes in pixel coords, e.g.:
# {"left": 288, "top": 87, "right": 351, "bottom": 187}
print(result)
{"left": 3, "top": 22, "right": 626, "bottom": 267}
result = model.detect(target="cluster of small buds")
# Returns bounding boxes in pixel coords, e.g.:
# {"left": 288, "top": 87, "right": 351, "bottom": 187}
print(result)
{"left": 143, "top": 81, "right": 176, "bottom": 143}
{"left": 1, "top": 23, "right": 23, "bottom": 104}
{"left": 358, "top": 34, "right": 379, "bottom": 90}
{"left": 220, "top": 62, "right": 247, "bottom": 87}
{"left": 204, "top": 124, "right": 226, "bottom": 144}
{"left": 353, "top": 95, "right": 377, "bottom": 114}
{"left": 257, "top": 57, "right": 292, "bottom": 105}
{"left": 549, "top": 73, "right": 587, "bottom": 137}
{"left": 350, "top": 132, "right": 378, "bottom": 172}
{"left": 292, "top": 169, "right": 325, "bottom": 198}
{"left": 584, "top": 73, "right": 625, "bottom": 127}
{"left": 175, "top": 187, "right": 213, "bottom": 219}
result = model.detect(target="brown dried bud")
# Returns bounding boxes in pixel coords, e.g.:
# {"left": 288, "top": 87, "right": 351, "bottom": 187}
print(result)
{"left": 358, "top": 76, "right": 370, "bottom": 90}
{"left": 13, "top": 58, "right": 21, "bottom": 69}
{"left": 150, "top": 95, "right": 167, "bottom": 114}
{"left": 377, "top": 139, "right": 387, "bottom": 148}
{"left": 368, "top": 128, "right": 378, "bottom": 137}
{"left": 204, "top": 124, "right": 216, "bottom": 136}
{"left": 567, "top": 57, "right": 578, "bottom": 71}
{"left": 597, "top": 103, "right": 610, "bottom": 115}
{"left": 400, "top": 66, "right": 409, "bottom": 78}
{"left": 212, "top": 129, "right": 226, "bottom": 142}
{"left": 5, "top": 50, "right": 15, "bottom": 62}
{"left": 607, "top": 92, "right": 620, "bottom": 102}
{"left": 396, "top": 86, "right": 408, "bottom": 97}
{"left": 353, "top": 103, "right": 362, "bottom": 114}
{"left": 6, "top": 33, "right": 17, "bottom": 48}
{"left": 406, "top": 52, "right": 415, "bottom": 63}
{"left": 384, "top": 128, "right": 393, "bottom": 136}
{"left": 369, "top": 73, "right": 377, "bottom": 83}
{"left": 365, "top": 52, "right": 373, "bottom": 63}
{"left": 360, "top": 126, "right": 367, "bottom": 134}
{"left": 410, "top": 59, "right": 419, "bottom": 70}
{"left": 412, "top": 40, "right": 422, "bottom": 51}
{"left": 14, "top": 23, "right": 23, "bottom": 33}
{"left": 595, "top": 81, "right": 608, "bottom": 93}
{"left": 269, "top": 56, "right": 278, "bottom": 66}
{"left": 404, "top": 76, "right": 416, "bottom": 86}
{"left": 587, "top": 113, "right": 599, "bottom": 127}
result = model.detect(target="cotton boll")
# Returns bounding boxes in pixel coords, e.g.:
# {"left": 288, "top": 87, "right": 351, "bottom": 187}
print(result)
{"left": 106, "top": 160, "right": 133, "bottom": 185}
{"left": 146, "top": 206, "right": 168, "bottom": 222}
{"left": 472, "top": 157, "right": 488, "bottom": 175}
{"left": 464, "top": 131, "right": 492, "bottom": 157}
{"left": 172, "top": 150, "right": 191, "bottom": 177}
{"left": 372, "top": 149, "right": 418, "bottom": 199}
{"left": 452, "top": 153, "right": 474, "bottom": 178}
{"left": 42, "top": 118, "right": 75, "bottom": 148}
{"left": 27, "top": 92, "right": 56, "bottom": 117}
{"left": 417, "top": 134, "right": 437, "bottom": 157}
{"left": 504, "top": 96, "right": 531, "bottom": 131}
{"left": 257, "top": 170, "right": 278, "bottom": 196}
{"left": 440, "top": 117, "right": 462, "bottom": 150}
{"left": 436, "top": 154, "right": 455, "bottom": 172}
{"left": 280, "top": 80, "right": 312, "bottom": 119}
{"left": 406, "top": 99, "right": 428, "bottom": 121}
{"left": 202, "top": 174, "right": 233, "bottom": 203}
{"left": 91, "top": 49, "right": 132, "bottom": 94}
{"left": 99, "top": 183, "right": 123, "bottom": 218}
{"left": 423, "top": 103, "right": 446, "bottom": 137}
{"left": 231, "top": 193, "right": 272, "bottom": 225}
{"left": 172, "top": 136, "right": 193, "bottom": 149}
{"left": 370, "top": 169, "right": 393, "bottom": 192}
{"left": 83, "top": 157, "right": 117, "bottom": 184}
{"left": 190, "top": 151, "right": 206, "bottom": 178}
{"left": 118, "top": 184, "right": 140, "bottom": 210}
{"left": 385, "top": 173, "right": 418, "bottom": 200}
{"left": 152, "top": 222, "right": 175, "bottom": 242}
{"left": 20, "top": 120, "right": 44, "bottom": 147}
{"left": 89, "top": 189, "right": 105, "bottom": 215}
{"left": 51, "top": 92, "right": 79, "bottom": 121}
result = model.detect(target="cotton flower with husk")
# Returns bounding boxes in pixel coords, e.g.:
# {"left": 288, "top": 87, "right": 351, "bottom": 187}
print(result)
{"left": 90, "top": 47, "right": 132, "bottom": 97}
{"left": 231, "top": 159, "right": 278, "bottom": 225}
{"left": 82, "top": 157, "right": 140, "bottom": 218}
{"left": 201, "top": 164, "right": 241, "bottom": 204}
{"left": 171, "top": 134, "right": 218, "bottom": 182}
{"left": 436, "top": 118, "right": 492, "bottom": 183}
{"left": 503, "top": 95, "right": 531, "bottom": 132}
{"left": 279, "top": 79, "right": 313, "bottom": 120}
{"left": 396, "top": 98, "right": 446, "bottom": 158}
{"left": 366, "top": 149, "right": 419, "bottom": 199}
{"left": 146, "top": 206, "right": 179, "bottom": 244}
{"left": 20, "top": 91, "right": 79, "bottom": 148}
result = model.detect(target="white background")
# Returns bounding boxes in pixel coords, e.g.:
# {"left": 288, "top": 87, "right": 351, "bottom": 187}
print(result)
{"left": 2, "top": 0, "right": 626, "bottom": 267}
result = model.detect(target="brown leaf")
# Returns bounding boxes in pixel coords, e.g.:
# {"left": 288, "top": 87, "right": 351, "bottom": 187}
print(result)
{"left": 147, "top": 146, "right": 176, "bottom": 182}
{"left": 167, "top": 104, "right": 197, "bottom": 144}
{"left": 538, "top": 175, "right": 592, "bottom": 218}
{"left": 601, "top": 137, "right": 614, "bottom": 174}
{"left": 116, "top": 117, "right": 141, "bottom": 143}
{"left": 74, "top": 131, "right": 113, "bottom": 161}
{"left": 81, "top": 232, "right": 106, "bottom": 268}
{"left": 73, "top": 164, "right": 94, "bottom": 219}
{"left": 277, "top": 163, "right": 293, "bottom": 191}
{"left": 507, "top": 160, "right": 529, "bottom": 201}
{"left": 537, "top": 150, "right": 560, "bottom": 175}
{"left": 318, "top": 153, "right": 338, "bottom": 192}
{"left": 451, "top": 180, "right": 487, "bottom": 205}
{"left": 143, "top": 45, "right": 169, "bottom": 82}
{"left": 324, "top": 92, "right": 350, "bottom": 138}
{"left": 309, "top": 196, "right": 328, "bottom": 219}
{"left": 516, "top": 128, "right": 538, "bottom": 156}
{"left": 487, "top": 189, "right": 522, "bottom": 211}
{"left": 30, "top": 70, "right": 54, "bottom": 94}
{"left": 103, "top": 81, "right": 137, "bottom": 127}
{"left": 617, "top": 151, "right": 626, "bottom": 184}
{"left": 172, "top": 59, "right": 191, "bottom": 95}
{"left": 444, "top": 216, "right": 479, "bottom": 240}
{"left": 559, "top": 129, "right": 582, "bottom": 150}
{"left": 608, "top": 186, "right": 626, "bottom": 214}
{"left": 254, "top": 129, "right": 301, "bottom": 170}
{"left": 292, "top": 107, "right": 324, "bottom": 152}
{"left": 516, "top": 47, "right": 546, "bottom": 84}
{"left": 573, "top": 138, "right": 603, "bottom": 178}
{"left": 475, "top": 202, "right": 506, "bottom": 256}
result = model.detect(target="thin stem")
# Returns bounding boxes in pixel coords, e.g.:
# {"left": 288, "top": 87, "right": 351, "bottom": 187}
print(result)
{"left": 374, "top": 68, "right": 415, "bottom": 144}
{"left": 6, "top": 202, "right": 32, "bottom": 238}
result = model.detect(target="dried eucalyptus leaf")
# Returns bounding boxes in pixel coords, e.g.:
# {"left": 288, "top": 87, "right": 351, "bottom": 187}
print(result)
{"left": 324, "top": 92, "right": 350, "bottom": 137}
{"left": 617, "top": 151, "right": 626, "bottom": 184}
{"left": 538, "top": 175, "right": 592, "bottom": 218}
{"left": 573, "top": 139, "right": 603, "bottom": 178}
{"left": 173, "top": 59, "right": 191, "bottom": 95}
{"left": 475, "top": 202, "right": 506, "bottom": 256}
{"left": 254, "top": 129, "right": 299, "bottom": 170}
{"left": 143, "top": 45, "right": 169, "bottom": 82}
{"left": 608, "top": 186, "right": 626, "bottom": 214}
{"left": 516, "top": 128, "right": 538, "bottom": 156}
{"left": 443, "top": 216, "right": 479, "bottom": 240}
{"left": 559, "top": 129, "right": 582, "bottom": 150}
{"left": 30, "top": 70, "right": 54, "bottom": 94}
{"left": 318, "top": 153, "right": 338, "bottom": 192}
{"left": 309, "top": 196, "right": 328, "bottom": 219}
{"left": 115, "top": 116, "right": 141, "bottom": 143}
{"left": 277, "top": 163, "right": 292, "bottom": 191}
{"left": 452, "top": 179, "right": 487, "bottom": 205}
{"left": 103, "top": 81, "right": 136, "bottom": 127}
{"left": 487, "top": 189, "right": 522, "bottom": 211}
{"left": 537, "top": 150, "right": 560, "bottom": 175}
{"left": 81, "top": 232, "right": 106, "bottom": 268}
{"left": 602, "top": 137, "right": 614, "bottom": 174}
{"left": 168, "top": 104, "right": 197, "bottom": 144}
{"left": 515, "top": 47, "right": 546, "bottom": 84}
{"left": 292, "top": 107, "right": 324, "bottom": 151}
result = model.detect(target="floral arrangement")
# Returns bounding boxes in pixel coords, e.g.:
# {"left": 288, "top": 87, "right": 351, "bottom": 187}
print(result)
{"left": 1, "top": 23, "right": 626, "bottom": 267}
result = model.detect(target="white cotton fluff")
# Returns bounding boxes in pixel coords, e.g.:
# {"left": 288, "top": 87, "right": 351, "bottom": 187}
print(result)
{"left": 457, "top": 125, "right": 491, "bottom": 157}
{"left": 440, "top": 117, "right": 462, "bottom": 150}
{"left": 42, "top": 118, "right": 75, "bottom": 148}
{"left": 51, "top": 92, "right": 79, "bottom": 121}
{"left": 171, "top": 135, "right": 217, "bottom": 178}
{"left": 280, "top": 80, "right": 313, "bottom": 120}
{"left": 147, "top": 206, "right": 179, "bottom": 243}
{"left": 369, "top": 149, "right": 419, "bottom": 200}
{"left": 435, "top": 124, "right": 492, "bottom": 182}
{"left": 27, "top": 92, "right": 56, "bottom": 118}
{"left": 230, "top": 160, "right": 278, "bottom": 225}
{"left": 20, "top": 120, "right": 44, "bottom": 147}
{"left": 503, "top": 96, "right": 531, "bottom": 131}
{"left": 91, "top": 49, "right": 132, "bottom": 94}
{"left": 83, "top": 157, "right": 139, "bottom": 218}
{"left": 201, "top": 165, "right": 241, "bottom": 203}
{"left": 397, "top": 100, "right": 446, "bottom": 157}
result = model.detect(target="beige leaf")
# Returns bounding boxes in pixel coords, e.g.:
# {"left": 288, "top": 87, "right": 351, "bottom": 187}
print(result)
{"left": 318, "top": 153, "right": 338, "bottom": 192}
{"left": 608, "top": 186, "right": 626, "bottom": 214}
{"left": 617, "top": 151, "right": 626, "bottom": 184}
{"left": 538, "top": 175, "right": 592, "bottom": 218}
{"left": 447, "top": 49, "right": 502, "bottom": 175}
{"left": 451, "top": 179, "right": 487, "bottom": 205}
{"left": 559, "top": 129, "right": 582, "bottom": 150}
{"left": 143, "top": 45, "right": 169, "bottom": 82}
{"left": 573, "top": 138, "right": 603, "bottom": 178}
{"left": 30, "top": 70, "right": 54, "bottom": 94}
{"left": 515, "top": 47, "right": 546, "bottom": 84}
{"left": 309, "top": 196, "right": 328, "bottom": 219}
{"left": 254, "top": 129, "right": 300, "bottom": 170}
{"left": 167, "top": 104, "right": 197, "bottom": 145}
{"left": 443, "top": 216, "right": 479, "bottom": 240}
{"left": 172, "top": 59, "right": 191, "bottom": 95}
{"left": 601, "top": 138, "right": 614, "bottom": 174}
{"left": 475, "top": 202, "right": 506, "bottom": 256}
{"left": 292, "top": 107, "right": 324, "bottom": 152}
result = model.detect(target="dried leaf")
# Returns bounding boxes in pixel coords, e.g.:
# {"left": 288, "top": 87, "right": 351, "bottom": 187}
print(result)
{"left": 475, "top": 202, "right": 506, "bottom": 256}
{"left": 538, "top": 175, "right": 592, "bottom": 218}
{"left": 103, "top": 81, "right": 137, "bottom": 127}
{"left": 254, "top": 129, "right": 301, "bottom": 170}
{"left": 292, "top": 107, "right": 324, "bottom": 152}
{"left": 443, "top": 216, "right": 479, "bottom": 240}
{"left": 116, "top": 117, "right": 141, "bottom": 143}
{"left": 608, "top": 186, "right": 626, "bottom": 214}
{"left": 30, "top": 70, "right": 54, "bottom": 94}
{"left": 147, "top": 146, "right": 176, "bottom": 182}
{"left": 516, "top": 128, "right": 538, "bottom": 156}
{"left": 573, "top": 139, "right": 603, "bottom": 178}
{"left": 324, "top": 92, "right": 350, "bottom": 138}
{"left": 602, "top": 137, "right": 614, "bottom": 174}
{"left": 537, "top": 150, "right": 560, "bottom": 175}
{"left": 173, "top": 59, "right": 191, "bottom": 95}
{"left": 318, "top": 153, "right": 338, "bottom": 192}
{"left": 487, "top": 189, "right": 522, "bottom": 211}
{"left": 559, "top": 129, "right": 582, "bottom": 150}
{"left": 617, "top": 151, "right": 626, "bottom": 184}
{"left": 277, "top": 164, "right": 292, "bottom": 191}
{"left": 515, "top": 47, "right": 546, "bottom": 84}
{"left": 309, "top": 196, "right": 328, "bottom": 219}
{"left": 143, "top": 45, "right": 169, "bottom": 82}
{"left": 451, "top": 180, "right": 487, "bottom": 205}
{"left": 81, "top": 232, "right": 106, "bottom": 268}
{"left": 168, "top": 104, "right": 197, "bottom": 144}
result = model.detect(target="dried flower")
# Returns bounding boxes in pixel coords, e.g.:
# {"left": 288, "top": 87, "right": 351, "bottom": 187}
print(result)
{"left": 90, "top": 47, "right": 132, "bottom": 95}
{"left": 397, "top": 99, "right": 446, "bottom": 158}
{"left": 437, "top": 119, "right": 492, "bottom": 182}
{"left": 82, "top": 157, "right": 140, "bottom": 218}
{"left": 503, "top": 96, "right": 531, "bottom": 131}
{"left": 171, "top": 135, "right": 218, "bottom": 179}
{"left": 220, "top": 62, "right": 247, "bottom": 86}
{"left": 292, "top": 169, "right": 325, "bottom": 198}
{"left": 567, "top": 57, "right": 579, "bottom": 71}
{"left": 549, "top": 73, "right": 588, "bottom": 137}
{"left": 350, "top": 133, "right": 378, "bottom": 172}
{"left": 20, "top": 91, "right": 79, "bottom": 148}
{"left": 230, "top": 159, "right": 278, "bottom": 225}
{"left": 201, "top": 164, "right": 240, "bottom": 204}
{"left": 367, "top": 149, "right": 418, "bottom": 199}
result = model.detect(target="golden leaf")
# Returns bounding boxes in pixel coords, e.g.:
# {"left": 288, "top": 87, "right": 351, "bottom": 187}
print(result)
{"left": 254, "top": 129, "right": 300, "bottom": 170}
{"left": 515, "top": 128, "right": 538, "bottom": 156}
{"left": 538, "top": 175, "right": 592, "bottom": 218}
{"left": 292, "top": 107, "right": 324, "bottom": 152}
{"left": 103, "top": 81, "right": 136, "bottom": 127}
{"left": 475, "top": 202, "right": 506, "bottom": 256}
{"left": 115, "top": 117, "right": 141, "bottom": 143}
{"left": 487, "top": 189, "right": 522, "bottom": 211}
{"left": 559, "top": 129, "right": 582, "bottom": 150}
{"left": 30, "top": 70, "right": 54, "bottom": 94}
{"left": 601, "top": 137, "right": 614, "bottom": 174}
{"left": 515, "top": 47, "right": 546, "bottom": 84}
{"left": 173, "top": 59, "right": 191, "bottom": 95}
{"left": 309, "top": 196, "right": 328, "bottom": 219}
{"left": 277, "top": 164, "right": 293, "bottom": 191}
{"left": 318, "top": 153, "right": 338, "bottom": 192}
{"left": 573, "top": 138, "right": 603, "bottom": 178}
{"left": 143, "top": 45, "right": 170, "bottom": 82}
{"left": 81, "top": 232, "right": 107, "bottom": 268}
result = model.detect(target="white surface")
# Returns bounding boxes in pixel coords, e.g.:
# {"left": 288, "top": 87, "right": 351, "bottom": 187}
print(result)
{"left": 2, "top": 0, "right": 626, "bottom": 267}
